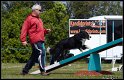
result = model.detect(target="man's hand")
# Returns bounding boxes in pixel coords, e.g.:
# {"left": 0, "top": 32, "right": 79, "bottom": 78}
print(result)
{"left": 22, "top": 41, "right": 28, "bottom": 46}
{"left": 46, "top": 29, "right": 51, "bottom": 33}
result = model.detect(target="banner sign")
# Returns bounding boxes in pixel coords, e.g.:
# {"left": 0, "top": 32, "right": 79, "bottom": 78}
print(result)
{"left": 69, "top": 20, "right": 106, "bottom": 34}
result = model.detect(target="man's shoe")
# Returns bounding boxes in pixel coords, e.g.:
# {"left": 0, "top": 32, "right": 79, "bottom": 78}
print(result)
{"left": 20, "top": 72, "right": 28, "bottom": 75}
{"left": 41, "top": 72, "right": 50, "bottom": 76}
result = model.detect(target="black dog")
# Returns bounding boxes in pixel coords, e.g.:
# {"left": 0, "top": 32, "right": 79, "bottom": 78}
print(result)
{"left": 50, "top": 30, "right": 91, "bottom": 65}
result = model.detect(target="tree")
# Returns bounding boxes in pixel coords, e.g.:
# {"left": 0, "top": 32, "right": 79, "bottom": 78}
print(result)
{"left": 95, "top": 1, "right": 123, "bottom": 15}
{"left": 66, "top": 1, "right": 123, "bottom": 19}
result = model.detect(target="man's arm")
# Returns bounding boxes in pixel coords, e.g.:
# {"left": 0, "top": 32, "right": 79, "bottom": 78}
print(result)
{"left": 20, "top": 20, "right": 29, "bottom": 46}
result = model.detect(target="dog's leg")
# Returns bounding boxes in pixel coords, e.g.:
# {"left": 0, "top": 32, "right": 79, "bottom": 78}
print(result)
{"left": 49, "top": 48, "right": 56, "bottom": 65}
{"left": 50, "top": 54, "right": 55, "bottom": 65}
{"left": 54, "top": 47, "right": 64, "bottom": 62}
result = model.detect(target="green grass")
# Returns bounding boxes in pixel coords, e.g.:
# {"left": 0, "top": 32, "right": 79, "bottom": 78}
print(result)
{"left": 1, "top": 62, "right": 123, "bottom": 79}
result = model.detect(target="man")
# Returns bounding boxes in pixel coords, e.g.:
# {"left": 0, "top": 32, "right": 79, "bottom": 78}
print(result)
{"left": 20, "top": 4, "right": 51, "bottom": 76}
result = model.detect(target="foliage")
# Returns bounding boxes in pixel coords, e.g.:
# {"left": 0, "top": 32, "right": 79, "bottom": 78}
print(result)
{"left": 1, "top": 4, "right": 32, "bottom": 63}
{"left": 66, "top": 1, "right": 123, "bottom": 18}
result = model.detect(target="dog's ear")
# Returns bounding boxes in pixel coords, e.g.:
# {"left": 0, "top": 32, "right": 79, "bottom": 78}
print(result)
{"left": 74, "top": 34, "right": 82, "bottom": 41}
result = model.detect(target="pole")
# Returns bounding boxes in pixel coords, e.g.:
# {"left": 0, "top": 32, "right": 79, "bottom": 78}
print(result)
{"left": 99, "top": 20, "right": 102, "bottom": 64}
{"left": 112, "top": 20, "right": 115, "bottom": 69}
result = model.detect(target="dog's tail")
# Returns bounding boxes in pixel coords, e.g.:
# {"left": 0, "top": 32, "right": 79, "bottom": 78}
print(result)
{"left": 46, "top": 47, "right": 54, "bottom": 55}
{"left": 46, "top": 47, "right": 51, "bottom": 53}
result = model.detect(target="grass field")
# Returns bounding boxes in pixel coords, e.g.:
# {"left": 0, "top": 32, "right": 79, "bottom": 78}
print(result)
{"left": 1, "top": 61, "right": 123, "bottom": 79}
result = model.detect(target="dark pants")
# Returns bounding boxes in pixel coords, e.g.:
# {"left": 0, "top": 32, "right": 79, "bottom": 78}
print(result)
{"left": 22, "top": 41, "right": 46, "bottom": 73}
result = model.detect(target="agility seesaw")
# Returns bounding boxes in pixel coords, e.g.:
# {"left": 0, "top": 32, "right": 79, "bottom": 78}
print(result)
{"left": 30, "top": 38, "right": 123, "bottom": 74}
